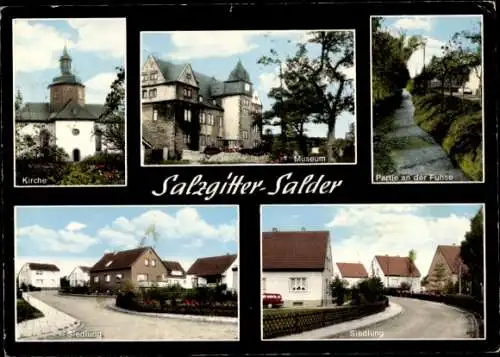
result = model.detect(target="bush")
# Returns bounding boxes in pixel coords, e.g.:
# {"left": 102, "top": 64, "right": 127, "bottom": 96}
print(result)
{"left": 203, "top": 146, "right": 221, "bottom": 155}
{"left": 17, "top": 289, "right": 23, "bottom": 299}
{"left": 28, "top": 285, "right": 41, "bottom": 292}
{"left": 263, "top": 301, "right": 387, "bottom": 339}
{"left": 20, "top": 283, "right": 28, "bottom": 292}
{"left": 358, "top": 277, "right": 385, "bottom": 304}
{"left": 17, "top": 299, "right": 44, "bottom": 323}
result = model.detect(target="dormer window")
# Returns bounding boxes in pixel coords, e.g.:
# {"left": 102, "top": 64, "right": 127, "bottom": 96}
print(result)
{"left": 150, "top": 71, "right": 158, "bottom": 81}
{"left": 152, "top": 259, "right": 156, "bottom": 267}
{"left": 212, "top": 99, "right": 217, "bottom": 105}
{"left": 105, "top": 261, "right": 113, "bottom": 267}
{"left": 186, "top": 73, "right": 192, "bottom": 80}
{"left": 199, "top": 95, "right": 203, "bottom": 102}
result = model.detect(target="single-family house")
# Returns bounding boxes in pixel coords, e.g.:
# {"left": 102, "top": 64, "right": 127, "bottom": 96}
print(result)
{"left": 426, "top": 244, "right": 469, "bottom": 292}
{"left": 89, "top": 246, "right": 168, "bottom": 291}
{"left": 161, "top": 260, "right": 189, "bottom": 288}
{"left": 67, "top": 266, "right": 91, "bottom": 287}
{"left": 18, "top": 263, "right": 61, "bottom": 289}
{"left": 334, "top": 262, "right": 369, "bottom": 288}
{"left": 186, "top": 254, "right": 238, "bottom": 292}
{"left": 371, "top": 255, "right": 421, "bottom": 293}
{"left": 261, "top": 230, "right": 334, "bottom": 307}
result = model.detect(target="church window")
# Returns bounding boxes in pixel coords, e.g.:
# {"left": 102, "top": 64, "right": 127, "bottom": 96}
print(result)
{"left": 184, "top": 109, "right": 191, "bottom": 122}
{"left": 40, "top": 130, "right": 50, "bottom": 148}
{"left": 153, "top": 110, "right": 158, "bottom": 121}
{"left": 72, "top": 128, "right": 80, "bottom": 136}
{"left": 95, "top": 130, "right": 103, "bottom": 152}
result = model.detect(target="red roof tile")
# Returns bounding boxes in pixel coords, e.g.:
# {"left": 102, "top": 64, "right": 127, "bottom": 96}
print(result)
{"left": 262, "top": 231, "right": 329, "bottom": 271}
{"left": 375, "top": 255, "right": 421, "bottom": 278}
{"left": 90, "top": 247, "right": 149, "bottom": 272}
{"left": 28, "top": 263, "right": 60, "bottom": 272}
{"left": 187, "top": 254, "right": 237, "bottom": 276}
{"left": 336, "top": 262, "right": 368, "bottom": 278}
{"left": 437, "top": 245, "right": 469, "bottom": 275}
{"left": 162, "top": 260, "right": 186, "bottom": 278}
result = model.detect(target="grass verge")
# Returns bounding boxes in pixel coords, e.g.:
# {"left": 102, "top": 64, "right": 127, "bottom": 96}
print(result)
{"left": 17, "top": 298, "right": 44, "bottom": 323}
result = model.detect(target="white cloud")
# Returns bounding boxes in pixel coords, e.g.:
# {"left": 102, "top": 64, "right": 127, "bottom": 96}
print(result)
{"left": 326, "top": 205, "right": 475, "bottom": 278}
{"left": 14, "top": 18, "right": 125, "bottom": 73}
{"left": 98, "top": 208, "right": 237, "bottom": 250}
{"left": 65, "top": 222, "right": 86, "bottom": 231}
{"left": 84, "top": 72, "right": 116, "bottom": 103}
{"left": 258, "top": 70, "right": 281, "bottom": 95}
{"left": 407, "top": 36, "right": 445, "bottom": 77}
{"left": 15, "top": 256, "right": 98, "bottom": 277}
{"left": 17, "top": 224, "right": 98, "bottom": 253}
{"left": 392, "top": 17, "right": 433, "bottom": 32}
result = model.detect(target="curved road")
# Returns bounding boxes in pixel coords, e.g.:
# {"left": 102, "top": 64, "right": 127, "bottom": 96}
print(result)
{"left": 329, "top": 297, "right": 478, "bottom": 339}
{"left": 381, "top": 90, "right": 468, "bottom": 182}
{"left": 30, "top": 291, "right": 238, "bottom": 340}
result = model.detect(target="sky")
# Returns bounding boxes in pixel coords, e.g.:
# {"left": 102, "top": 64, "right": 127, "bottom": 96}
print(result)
{"left": 142, "top": 30, "right": 356, "bottom": 139}
{"left": 378, "top": 15, "right": 482, "bottom": 78}
{"left": 13, "top": 18, "right": 126, "bottom": 104}
{"left": 15, "top": 206, "right": 238, "bottom": 277}
{"left": 262, "top": 204, "right": 483, "bottom": 278}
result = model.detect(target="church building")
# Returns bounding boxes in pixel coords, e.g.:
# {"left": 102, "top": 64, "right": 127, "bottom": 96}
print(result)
{"left": 141, "top": 55, "right": 262, "bottom": 161}
{"left": 16, "top": 47, "right": 113, "bottom": 162}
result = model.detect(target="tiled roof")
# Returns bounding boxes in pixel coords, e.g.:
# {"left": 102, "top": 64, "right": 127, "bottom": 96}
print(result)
{"left": 262, "top": 230, "right": 329, "bottom": 271}
{"left": 28, "top": 263, "right": 60, "bottom": 272}
{"left": 155, "top": 58, "right": 188, "bottom": 83}
{"left": 18, "top": 103, "right": 51, "bottom": 122}
{"left": 375, "top": 255, "right": 421, "bottom": 278}
{"left": 437, "top": 245, "right": 469, "bottom": 275}
{"left": 90, "top": 247, "right": 150, "bottom": 272}
{"left": 162, "top": 260, "right": 186, "bottom": 278}
{"left": 17, "top": 101, "right": 105, "bottom": 122}
{"left": 54, "top": 101, "right": 100, "bottom": 120}
{"left": 187, "top": 254, "right": 237, "bottom": 276}
{"left": 336, "top": 262, "right": 369, "bottom": 278}
{"left": 227, "top": 60, "right": 250, "bottom": 82}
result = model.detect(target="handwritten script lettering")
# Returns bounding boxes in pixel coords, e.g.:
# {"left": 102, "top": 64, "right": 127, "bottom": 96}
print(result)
{"left": 151, "top": 173, "right": 343, "bottom": 201}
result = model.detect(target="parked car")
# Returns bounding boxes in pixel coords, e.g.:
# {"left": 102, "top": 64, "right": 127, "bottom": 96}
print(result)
{"left": 263, "top": 293, "right": 283, "bottom": 308}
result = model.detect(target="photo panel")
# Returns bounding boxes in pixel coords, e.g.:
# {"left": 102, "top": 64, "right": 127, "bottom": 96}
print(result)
{"left": 13, "top": 18, "right": 127, "bottom": 187}
{"left": 260, "top": 204, "right": 486, "bottom": 341}
{"left": 14, "top": 205, "right": 240, "bottom": 342}
{"left": 370, "top": 15, "right": 484, "bottom": 184}
{"left": 140, "top": 29, "right": 357, "bottom": 167}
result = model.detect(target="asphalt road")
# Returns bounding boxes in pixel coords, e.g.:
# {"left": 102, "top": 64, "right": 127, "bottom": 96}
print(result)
{"left": 30, "top": 290, "right": 238, "bottom": 340}
{"left": 329, "top": 297, "right": 478, "bottom": 339}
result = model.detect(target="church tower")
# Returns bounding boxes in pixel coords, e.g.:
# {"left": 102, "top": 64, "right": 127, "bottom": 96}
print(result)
{"left": 224, "top": 60, "right": 253, "bottom": 96}
{"left": 48, "top": 46, "right": 86, "bottom": 112}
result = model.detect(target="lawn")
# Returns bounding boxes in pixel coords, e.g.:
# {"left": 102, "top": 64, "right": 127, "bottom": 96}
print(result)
{"left": 17, "top": 298, "right": 44, "bottom": 323}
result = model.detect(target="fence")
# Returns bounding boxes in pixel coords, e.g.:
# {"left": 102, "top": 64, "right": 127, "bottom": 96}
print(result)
{"left": 263, "top": 300, "right": 388, "bottom": 339}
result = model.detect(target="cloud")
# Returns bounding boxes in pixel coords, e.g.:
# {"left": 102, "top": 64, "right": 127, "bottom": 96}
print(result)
{"left": 325, "top": 205, "right": 476, "bottom": 278}
{"left": 84, "top": 72, "right": 116, "bottom": 103}
{"left": 392, "top": 17, "right": 433, "bottom": 32}
{"left": 17, "top": 224, "right": 98, "bottom": 253}
{"left": 98, "top": 208, "right": 237, "bottom": 250}
{"left": 14, "top": 18, "right": 125, "bottom": 73}
{"left": 406, "top": 36, "right": 445, "bottom": 77}
{"left": 65, "top": 222, "right": 87, "bottom": 231}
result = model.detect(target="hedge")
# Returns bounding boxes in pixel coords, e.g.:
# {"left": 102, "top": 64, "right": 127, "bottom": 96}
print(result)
{"left": 116, "top": 294, "right": 237, "bottom": 317}
{"left": 17, "top": 299, "right": 44, "bottom": 323}
{"left": 392, "top": 292, "right": 484, "bottom": 317}
{"left": 263, "top": 299, "right": 388, "bottom": 339}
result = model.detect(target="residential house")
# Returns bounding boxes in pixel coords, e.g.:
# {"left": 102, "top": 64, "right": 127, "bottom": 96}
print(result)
{"left": 161, "top": 260, "right": 189, "bottom": 288}
{"left": 67, "top": 266, "right": 91, "bottom": 287}
{"left": 16, "top": 47, "right": 117, "bottom": 162}
{"left": 141, "top": 55, "right": 262, "bottom": 161}
{"left": 186, "top": 254, "right": 238, "bottom": 292}
{"left": 89, "top": 247, "right": 168, "bottom": 291}
{"left": 334, "top": 262, "right": 369, "bottom": 288}
{"left": 261, "top": 230, "right": 334, "bottom": 307}
{"left": 426, "top": 244, "right": 469, "bottom": 292}
{"left": 18, "top": 263, "right": 61, "bottom": 289}
{"left": 371, "top": 255, "right": 421, "bottom": 293}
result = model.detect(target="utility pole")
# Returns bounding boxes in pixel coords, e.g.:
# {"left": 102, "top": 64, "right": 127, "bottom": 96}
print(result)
{"left": 458, "top": 263, "right": 462, "bottom": 294}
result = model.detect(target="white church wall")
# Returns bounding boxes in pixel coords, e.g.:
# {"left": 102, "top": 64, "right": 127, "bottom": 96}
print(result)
{"left": 55, "top": 120, "right": 96, "bottom": 161}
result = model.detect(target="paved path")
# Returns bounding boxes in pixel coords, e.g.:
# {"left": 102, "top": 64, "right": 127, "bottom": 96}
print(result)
{"left": 379, "top": 90, "right": 468, "bottom": 182}
{"left": 28, "top": 290, "right": 238, "bottom": 340}
{"left": 328, "top": 297, "right": 478, "bottom": 339}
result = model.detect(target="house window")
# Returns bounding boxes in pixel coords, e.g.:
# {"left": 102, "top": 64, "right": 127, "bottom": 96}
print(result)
{"left": 192, "top": 277, "right": 198, "bottom": 288}
{"left": 212, "top": 99, "right": 217, "bottom": 105}
{"left": 137, "top": 274, "right": 148, "bottom": 282}
{"left": 105, "top": 275, "right": 110, "bottom": 282}
{"left": 200, "top": 112, "right": 206, "bottom": 124}
{"left": 183, "top": 134, "right": 191, "bottom": 144}
{"left": 153, "top": 109, "right": 158, "bottom": 121}
{"left": 244, "top": 83, "right": 250, "bottom": 92}
{"left": 150, "top": 71, "right": 158, "bottom": 81}
{"left": 142, "top": 73, "right": 148, "bottom": 82}
{"left": 149, "top": 89, "right": 157, "bottom": 98}
{"left": 145, "top": 259, "right": 149, "bottom": 266}
{"left": 93, "top": 276, "right": 99, "bottom": 283}
{"left": 199, "top": 95, "right": 203, "bottom": 102}
{"left": 152, "top": 259, "right": 156, "bottom": 267}
{"left": 208, "top": 113, "right": 214, "bottom": 125}
{"left": 290, "top": 277, "right": 307, "bottom": 292}
{"left": 116, "top": 274, "right": 122, "bottom": 280}
{"left": 242, "top": 130, "right": 249, "bottom": 140}
{"left": 219, "top": 117, "right": 223, "bottom": 127}
{"left": 105, "top": 260, "right": 113, "bottom": 267}
{"left": 36, "top": 271, "right": 43, "bottom": 275}
{"left": 184, "top": 109, "right": 191, "bottom": 122}
{"left": 142, "top": 90, "right": 147, "bottom": 99}
{"left": 186, "top": 73, "right": 192, "bottom": 80}
{"left": 200, "top": 135, "right": 206, "bottom": 146}
{"left": 183, "top": 87, "right": 192, "bottom": 98}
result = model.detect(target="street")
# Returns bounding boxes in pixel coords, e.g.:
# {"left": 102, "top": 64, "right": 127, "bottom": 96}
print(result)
{"left": 29, "top": 290, "right": 238, "bottom": 340}
{"left": 328, "top": 296, "right": 478, "bottom": 339}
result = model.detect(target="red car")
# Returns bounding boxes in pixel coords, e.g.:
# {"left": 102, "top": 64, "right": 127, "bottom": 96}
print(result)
{"left": 263, "top": 293, "right": 283, "bottom": 308}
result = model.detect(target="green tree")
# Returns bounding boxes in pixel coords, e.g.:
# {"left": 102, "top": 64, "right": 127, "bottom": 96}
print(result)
{"left": 460, "top": 207, "right": 484, "bottom": 298}
{"left": 408, "top": 249, "right": 417, "bottom": 276}
{"left": 358, "top": 276, "right": 385, "bottom": 303}
{"left": 140, "top": 222, "right": 160, "bottom": 248}
{"left": 330, "top": 276, "right": 348, "bottom": 305}
{"left": 99, "top": 66, "right": 125, "bottom": 153}
{"left": 15, "top": 88, "right": 23, "bottom": 112}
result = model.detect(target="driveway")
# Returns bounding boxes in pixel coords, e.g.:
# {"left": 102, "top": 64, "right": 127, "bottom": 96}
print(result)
{"left": 328, "top": 297, "right": 478, "bottom": 339}
{"left": 30, "top": 290, "right": 238, "bottom": 340}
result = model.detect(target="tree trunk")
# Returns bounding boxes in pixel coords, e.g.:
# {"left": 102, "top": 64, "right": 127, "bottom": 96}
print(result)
{"left": 326, "top": 123, "right": 336, "bottom": 163}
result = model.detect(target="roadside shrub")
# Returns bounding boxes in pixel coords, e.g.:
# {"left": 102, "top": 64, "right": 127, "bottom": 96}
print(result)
{"left": 358, "top": 277, "right": 385, "bottom": 304}
{"left": 17, "top": 299, "right": 44, "bottom": 323}
{"left": 17, "top": 289, "right": 23, "bottom": 299}
{"left": 20, "top": 283, "right": 28, "bottom": 292}
{"left": 28, "top": 285, "right": 41, "bottom": 292}
{"left": 203, "top": 146, "right": 221, "bottom": 155}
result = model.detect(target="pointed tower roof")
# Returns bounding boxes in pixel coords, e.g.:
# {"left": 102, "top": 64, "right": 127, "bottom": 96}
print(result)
{"left": 227, "top": 59, "right": 251, "bottom": 83}
{"left": 48, "top": 46, "right": 84, "bottom": 88}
